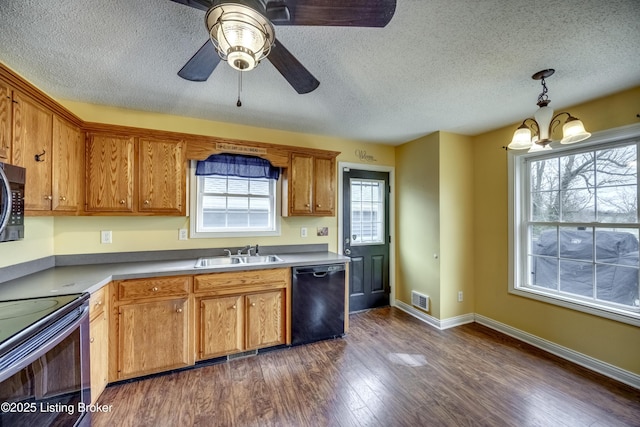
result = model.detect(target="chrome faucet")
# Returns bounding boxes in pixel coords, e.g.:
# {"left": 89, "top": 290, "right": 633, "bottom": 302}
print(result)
{"left": 223, "top": 249, "right": 232, "bottom": 256}
{"left": 242, "top": 245, "right": 254, "bottom": 256}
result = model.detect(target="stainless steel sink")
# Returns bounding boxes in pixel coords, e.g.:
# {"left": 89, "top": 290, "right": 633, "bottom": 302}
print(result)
{"left": 194, "top": 256, "right": 244, "bottom": 268}
{"left": 238, "top": 255, "right": 283, "bottom": 264}
{"left": 194, "top": 255, "right": 283, "bottom": 268}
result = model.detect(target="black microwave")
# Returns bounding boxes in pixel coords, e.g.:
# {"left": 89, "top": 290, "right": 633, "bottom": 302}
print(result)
{"left": 0, "top": 163, "right": 25, "bottom": 242}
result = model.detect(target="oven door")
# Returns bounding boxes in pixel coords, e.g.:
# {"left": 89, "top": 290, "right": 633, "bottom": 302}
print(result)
{"left": 0, "top": 304, "right": 91, "bottom": 427}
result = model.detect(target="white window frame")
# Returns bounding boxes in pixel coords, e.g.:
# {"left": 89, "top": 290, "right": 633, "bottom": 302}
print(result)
{"left": 508, "top": 123, "right": 640, "bottom": 327}
{"left": 189, "top": 161, "right": 281, "bottom": 238}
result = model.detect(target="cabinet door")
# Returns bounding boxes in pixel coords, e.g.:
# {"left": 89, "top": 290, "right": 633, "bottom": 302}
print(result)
{"left": 313, "top": 156, "right": 335, "bottom": 216}
{"left": 138, "top": 138, "right": 185, "bottom": 214}
{"left": 246, "top": 290, "right": 285, "bottom": 350}
{"left": 12, "top": 91, "right": 53, "bottom": 210}
{"left": 0, "top": 80, "right": 11, "bottom": 161}
{"left": 199, "top": 295, "right": 244, "bottom": 360}
{"left": 85, "top": 133, "right": 134, "bottom": 212}
{"left": 289, "top": 153, "right": 313, "bottom": 214}
{"left": 90, "top": 312, "right": 108, "bottom": 404}
{"left": 52, "top": 116, "right": 82, "bottom": 211}
{"left": 118, "top": 298, "right": 189, "bottom": 379}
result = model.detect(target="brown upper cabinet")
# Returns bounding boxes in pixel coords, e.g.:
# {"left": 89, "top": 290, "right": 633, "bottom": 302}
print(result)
{"left": 85, "top": 132, "right": 186, "bottom": 215}
{"left": 285, "top": 152, "right": 336, "bottom": 216}
{"left": 0, "top": 79, "right": 11, "bottom": 161}
{"left": 12, "top": 92, "right": 80, "bottom": 213}
{"left": 138, "top": 137, "right": 186, "bottom": 214}
{"left": 85, "top": 133, "right": 135, "bottom": 213}
{"left": 11, "top": 91, "right": 53, "bottom": 211}
{"left": 2, "top": 70, "right": 83, "bottom": 214}
{"left": 52, "top": 116, "right": 83, "bottom": 212}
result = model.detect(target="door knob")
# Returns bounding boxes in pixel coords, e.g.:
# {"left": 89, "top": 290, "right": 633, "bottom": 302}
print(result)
{"left": 344, "top": 248, "right": 351, "bottom": 255}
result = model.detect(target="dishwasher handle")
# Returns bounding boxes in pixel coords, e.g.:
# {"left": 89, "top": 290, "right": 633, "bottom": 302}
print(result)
{"left": 293, "top": 264, "right": 345, "bottom": 276}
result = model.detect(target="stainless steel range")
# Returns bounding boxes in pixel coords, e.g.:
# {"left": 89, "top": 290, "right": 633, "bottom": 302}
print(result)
{"left": 0, "top": 293, "right": 91, "bottom": 427}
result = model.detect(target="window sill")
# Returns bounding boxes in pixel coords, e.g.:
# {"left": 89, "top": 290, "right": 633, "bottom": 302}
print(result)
{"left": 509, "top": 287, "right": 640, "bottom": 327}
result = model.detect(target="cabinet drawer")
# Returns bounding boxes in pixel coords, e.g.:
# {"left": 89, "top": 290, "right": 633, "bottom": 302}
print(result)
{"left": 194, "top": 268, "right": 289, "bottom": 294}
{"left": 90, "top": 286, "right": 107, "bottom": 321}
{"left": 118, "top": 276, "right": 190, "bottom": 301}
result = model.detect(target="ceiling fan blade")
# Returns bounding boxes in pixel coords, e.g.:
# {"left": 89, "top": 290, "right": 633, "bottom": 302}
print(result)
{"left": 267, "top": 39, "right": 319, "bottom": 94}
{"left": 168, "top": 0, "right": 213, "bottom": 12}
{"left": 178, "top": 40, "right": 221, "bottom": 81}
{"left": 269, "top": 0, "right": 396, "bottom": 27}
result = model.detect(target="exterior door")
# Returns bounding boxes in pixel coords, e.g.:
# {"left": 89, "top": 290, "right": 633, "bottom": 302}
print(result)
{"left": 342, "top": 168, "right": 390, "bottom": 312}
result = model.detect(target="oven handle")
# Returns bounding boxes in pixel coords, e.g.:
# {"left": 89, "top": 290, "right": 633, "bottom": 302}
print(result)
{"left": 0, "top": 305, "right": 89, "bottom": 382}
{"left": 0, "top": 166, "right": 11, "bottom": 234}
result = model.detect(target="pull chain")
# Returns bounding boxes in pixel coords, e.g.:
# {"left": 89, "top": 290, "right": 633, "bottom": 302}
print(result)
{"left": 236, "top": 70, "right": 242, "bottom": 107}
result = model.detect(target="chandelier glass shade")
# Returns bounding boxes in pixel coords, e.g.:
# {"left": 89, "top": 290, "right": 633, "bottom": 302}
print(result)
{"left": 508, "top": 69, "right": 591, "bottom": 151}
{"left": 205, "top": 1, "right": 275, "bottom": 72}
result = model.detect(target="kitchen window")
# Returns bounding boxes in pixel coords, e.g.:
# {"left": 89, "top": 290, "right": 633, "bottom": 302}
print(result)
{"left": 509, "top": 125, "right": 640, "bottom": 326}
{"left": 190, "top": 154, "right": 281, "bottom": 238}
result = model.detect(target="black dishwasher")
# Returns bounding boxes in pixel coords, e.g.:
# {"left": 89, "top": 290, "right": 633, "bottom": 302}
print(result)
{"left": 291, "top": 264, "right": 346, "bottom": 346}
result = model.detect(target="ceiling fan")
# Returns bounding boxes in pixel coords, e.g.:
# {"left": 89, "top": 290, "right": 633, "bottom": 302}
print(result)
{"left": 171, "top": 0, "right": 397, "bottom": 94}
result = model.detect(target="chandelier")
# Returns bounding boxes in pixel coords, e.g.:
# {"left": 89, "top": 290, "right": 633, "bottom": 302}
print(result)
{"left": 508, "top": 69, "right": 591, "bottom": 151}
{"left": 205, "top": 1, "right": 275, "bottom": 72}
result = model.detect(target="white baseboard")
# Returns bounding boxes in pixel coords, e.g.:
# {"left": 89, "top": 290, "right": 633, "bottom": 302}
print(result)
{"left": 474, "top": 314, "right": 640, "bottom": 390}
{"left": 394, "top": 301, "right": 474, "bottom": 330}
{"left": 393, "top": 302, "right": 640, "bottom": 390}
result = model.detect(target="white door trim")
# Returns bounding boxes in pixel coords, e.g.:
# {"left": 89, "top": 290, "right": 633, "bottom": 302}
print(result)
{"left": 338, "top": 162, "right": 396, "bottom": 308}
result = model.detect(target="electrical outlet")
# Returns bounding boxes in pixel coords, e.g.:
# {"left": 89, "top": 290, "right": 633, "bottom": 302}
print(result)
{"left": 179, "top": 229, "right": 188, "bottom": 240}
{"left": 100, "top": 230, "right": 112, "bottom": 244}
{"left": 300, "top": 227, "right": 308, "bottom": 238}
{"left": 458, "top": 291, "right": 463, "bottom": 302}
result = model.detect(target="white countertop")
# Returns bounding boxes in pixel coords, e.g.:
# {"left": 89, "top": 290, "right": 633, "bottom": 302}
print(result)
{"left": 0, "top": 252, "right": 349, "bottom": 300}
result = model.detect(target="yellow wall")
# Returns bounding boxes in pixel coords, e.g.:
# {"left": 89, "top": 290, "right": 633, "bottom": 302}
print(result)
{"left": 0, "top": 218, "right": 55, "bottom": 266}
{"left": 395, "top": 132, "right": 441, "bottom": 317}
{"left": 439, "top": 132, "right": 475, "bottom": 319}
{"left": 472, "top": 86, "right": 640, "bottom": 375}
{"left": 394, "top": 131, "right": 475, "bottom": 320}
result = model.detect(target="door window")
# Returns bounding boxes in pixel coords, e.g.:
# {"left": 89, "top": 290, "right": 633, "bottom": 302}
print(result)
{"left": 350, "top": 179, "right": 385, "bottom": 245}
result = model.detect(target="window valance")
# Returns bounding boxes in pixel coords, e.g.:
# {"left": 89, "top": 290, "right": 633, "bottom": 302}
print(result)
{"left": 195, "top": 153, "right": 281, "bottom": 180}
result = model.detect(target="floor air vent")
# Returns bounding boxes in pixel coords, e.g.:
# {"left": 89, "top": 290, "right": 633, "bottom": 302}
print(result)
{"left": 411, "top": 291, "right": 430, "bottom": 311}
{"left": 227, "top": 350, "right": 258, "bottom": 361}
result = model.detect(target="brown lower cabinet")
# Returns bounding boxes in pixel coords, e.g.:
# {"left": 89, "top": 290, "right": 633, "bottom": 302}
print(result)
{"left": 198, "top": 289, "right": 285, "bottom": 360}
{"left": 107, "top": 268, "right": 290, "bottom": 384}
{"left": 89, "top": 286, "right": 108, "bottom": 404}
{"left": 110, "top": 275, "right": 192, "bottom": 381}
{"left": 195, "top": 268, "right": 289, "bottom": 361}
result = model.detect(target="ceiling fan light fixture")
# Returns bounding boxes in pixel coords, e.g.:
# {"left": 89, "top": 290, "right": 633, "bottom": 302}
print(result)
{"left": 206, "top": 1, "right": 275, "bottom": 72}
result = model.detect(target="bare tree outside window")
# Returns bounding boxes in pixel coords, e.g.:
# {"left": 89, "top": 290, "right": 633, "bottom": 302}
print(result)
{"left": 527, "top": 142, "right": 640, "bottom": 308}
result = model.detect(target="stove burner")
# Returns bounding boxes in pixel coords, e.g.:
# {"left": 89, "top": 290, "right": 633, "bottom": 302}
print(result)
{"left": 0, "top": 299, "right": 59, "bottom": 320}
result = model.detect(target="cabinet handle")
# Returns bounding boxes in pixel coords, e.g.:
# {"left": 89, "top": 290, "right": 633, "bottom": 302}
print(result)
{"left": 151, "top": 287, "right": 159, "bottom": 292}
{"left": 250, "top": 302, "right": 256, "bottom": 307}
{"left": 176, "top": 308, "right": 183, "bottom": 313}
{"left": 316, "top": 204, "right": 321, "bottom": 208}
{"left": 144, "top": 200, "right": 150, "bottom": 205}
{"left": 44, "top": 195, "right": 52, "bottom": 201}
{"left": 90, "top": 337, "right": 95, "bottom": 343}
{"left": 94, "top": 300, "right": 102, "bottom": 306}
{"left": 231, "top": 305, "right": 237, "bottom": 310}
{"left": 305, "top": 203, "right": 310, "bottom": 207}
{"left": 59, "top": 196, "right": 67, "bottom": 201}
{"left": 119, "top": 199, "right": 126, "bottom": 205}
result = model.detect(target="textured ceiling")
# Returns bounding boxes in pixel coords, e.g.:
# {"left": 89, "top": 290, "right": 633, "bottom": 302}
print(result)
{"left": 0, "top": 0, "right": 639, "bottom": 145}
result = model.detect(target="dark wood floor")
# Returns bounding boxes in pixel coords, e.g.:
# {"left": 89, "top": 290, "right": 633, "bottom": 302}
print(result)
{"left": 92, "top": 307, "right": 640, "bottom": 426}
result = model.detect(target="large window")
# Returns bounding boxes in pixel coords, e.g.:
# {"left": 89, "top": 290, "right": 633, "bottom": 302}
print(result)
{"left": 510, "top": 128, "right": 640, "bottom": 326}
